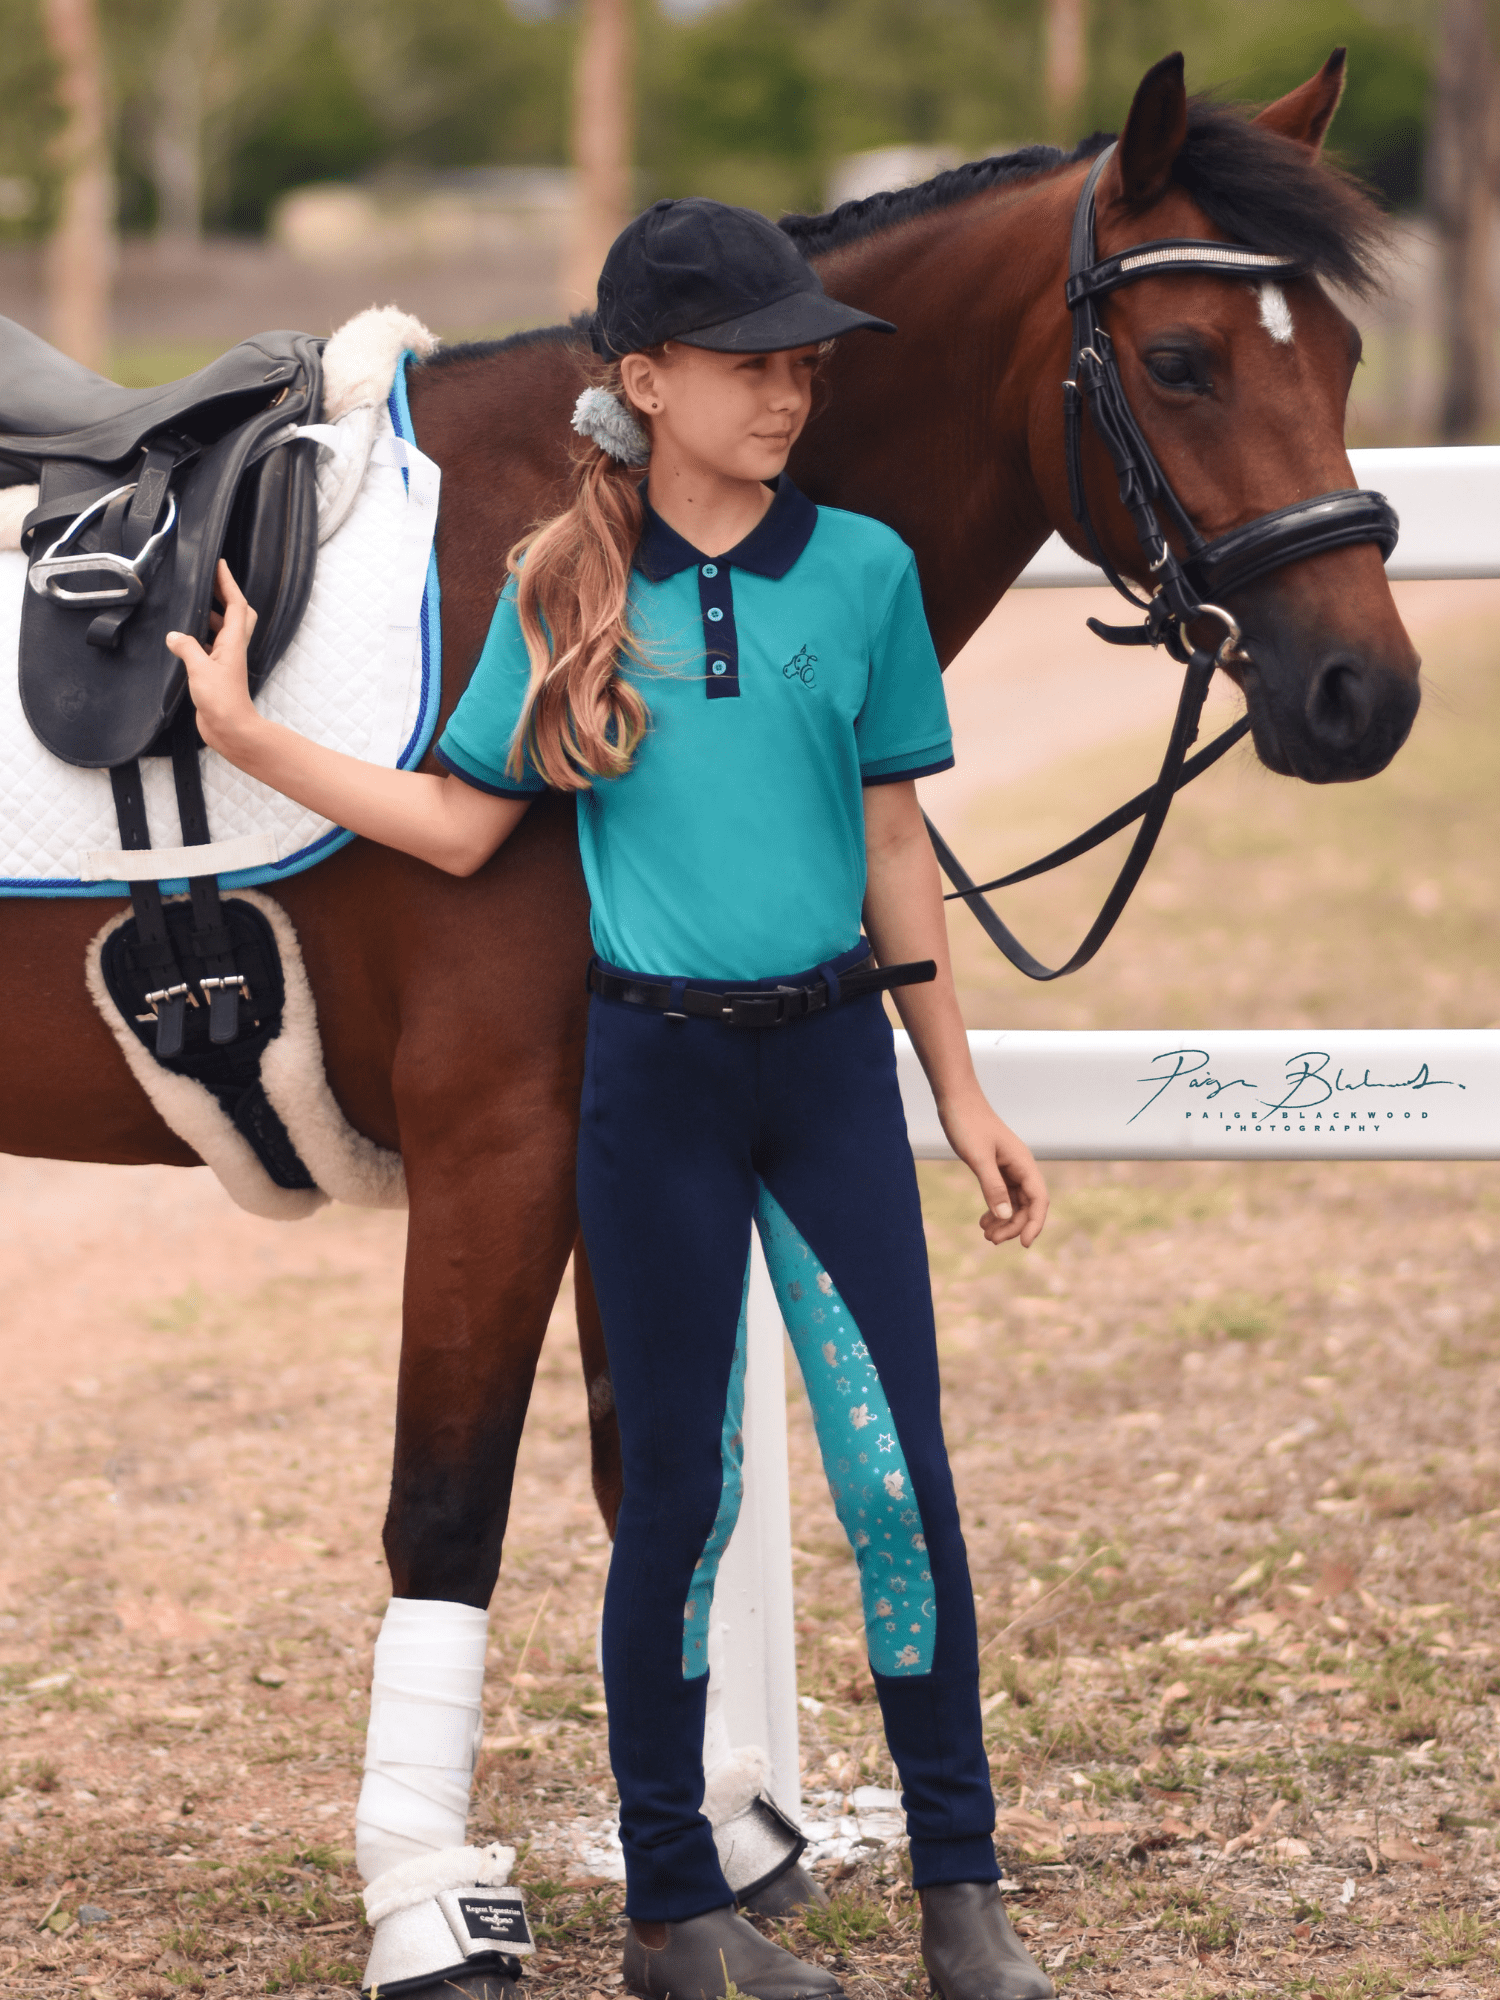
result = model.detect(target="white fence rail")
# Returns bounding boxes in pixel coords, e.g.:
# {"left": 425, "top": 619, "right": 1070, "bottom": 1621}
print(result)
{"left": 899, "top": 1029, "right": 1500, "bottom": 1161}
{"left": 1015, "top": 446, "right": 1500, "bottom": 586}
{"left": 717, "top": 447, "right": 1500, "bottom": 1824}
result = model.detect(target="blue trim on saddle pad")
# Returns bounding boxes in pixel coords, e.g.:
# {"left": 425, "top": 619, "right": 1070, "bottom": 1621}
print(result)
{"left": 0, "top": 351, "right": 442, "bottom": 897}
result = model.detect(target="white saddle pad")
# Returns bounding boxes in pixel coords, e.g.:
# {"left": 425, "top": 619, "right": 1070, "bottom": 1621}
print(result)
{"left": 0, "top": 380, "right": 441, "bottom": 896}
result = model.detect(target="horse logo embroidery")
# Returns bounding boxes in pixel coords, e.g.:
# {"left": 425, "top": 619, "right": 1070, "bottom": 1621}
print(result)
{"left": 782, "top": 644, "right": 817, "bottom": 688}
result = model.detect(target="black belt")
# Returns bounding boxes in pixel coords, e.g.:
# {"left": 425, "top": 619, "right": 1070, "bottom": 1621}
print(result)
{"left": 587, "top": 955, "right": 936, "bottom": 1027}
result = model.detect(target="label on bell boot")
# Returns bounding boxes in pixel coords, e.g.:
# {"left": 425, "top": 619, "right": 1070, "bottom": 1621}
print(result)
{"left": 443, "top": 1888, "right": 534, "bottom": 1954}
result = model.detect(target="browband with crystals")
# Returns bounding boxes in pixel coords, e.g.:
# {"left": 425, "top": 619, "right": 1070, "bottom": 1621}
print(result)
{"left": 1065, "top": 240, "right": 1300, "bottom": 308}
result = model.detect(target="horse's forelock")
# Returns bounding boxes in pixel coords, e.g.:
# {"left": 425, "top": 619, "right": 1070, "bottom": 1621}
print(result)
{"left": 1170, "top": 98, "right": 1390, "bottom": 301}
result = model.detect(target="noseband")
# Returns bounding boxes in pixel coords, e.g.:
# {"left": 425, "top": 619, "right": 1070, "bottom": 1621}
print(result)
{"left": 926, "top": 142, "right": 1401, "bottom": 981}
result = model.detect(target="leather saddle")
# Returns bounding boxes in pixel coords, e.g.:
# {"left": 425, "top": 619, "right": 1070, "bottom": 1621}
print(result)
{"left": 1, "top": 316, "right": 323, "bottom": 769}
{"left": 5, "top": 317, "right": 327, "bottom": 1091}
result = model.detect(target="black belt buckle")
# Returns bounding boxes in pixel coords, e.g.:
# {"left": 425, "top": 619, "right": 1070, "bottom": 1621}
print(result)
{"left": 721, "top": 984, "right": 810, "bottom": 1028}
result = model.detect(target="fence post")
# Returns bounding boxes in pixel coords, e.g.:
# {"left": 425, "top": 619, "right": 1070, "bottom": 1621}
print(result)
{"left": 706, "top": 1235, "right": 802, "bottom": 1823}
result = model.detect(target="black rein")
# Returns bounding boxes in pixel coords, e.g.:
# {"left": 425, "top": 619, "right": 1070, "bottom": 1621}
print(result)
{"left": 924, "top": 142, "right": 1399, "bottom": 981}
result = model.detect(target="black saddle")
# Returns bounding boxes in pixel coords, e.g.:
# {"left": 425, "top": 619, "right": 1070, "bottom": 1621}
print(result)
{"left": 7, "top": 317, "right": 328, "bottom": 1094}
{"left": 4, "top": 318, "right": 323, "bottom": 770}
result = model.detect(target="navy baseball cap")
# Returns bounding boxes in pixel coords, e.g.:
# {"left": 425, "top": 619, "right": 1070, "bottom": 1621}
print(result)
{"left": 590, "top": 197, "right": 896, "bottom": 358}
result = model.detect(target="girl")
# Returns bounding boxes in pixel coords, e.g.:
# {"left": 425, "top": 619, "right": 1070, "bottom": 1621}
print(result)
{"left": 171, "top": 197, "right": 1053, "bottom": 2000}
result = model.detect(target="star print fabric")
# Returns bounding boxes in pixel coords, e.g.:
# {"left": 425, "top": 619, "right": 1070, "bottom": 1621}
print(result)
{"left": 756, "top": 1187, "right": 934, "bottom": 1675}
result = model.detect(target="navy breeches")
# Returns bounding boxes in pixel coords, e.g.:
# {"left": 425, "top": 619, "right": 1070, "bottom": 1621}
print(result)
{"left": 576, "top": 943, "right": 997, "bottom": 1920}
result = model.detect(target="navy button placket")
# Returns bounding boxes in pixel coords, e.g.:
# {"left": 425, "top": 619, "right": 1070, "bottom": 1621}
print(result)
{"left": 697, "top": 560, "right": 739, "bottom": 699}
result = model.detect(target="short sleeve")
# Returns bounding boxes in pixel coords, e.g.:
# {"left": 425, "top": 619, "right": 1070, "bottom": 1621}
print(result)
{"left": 855, "top": 552, "right": 954, "bottom": 784}
{"left": 434, "top": 581, "right": 548, "bottom": 797}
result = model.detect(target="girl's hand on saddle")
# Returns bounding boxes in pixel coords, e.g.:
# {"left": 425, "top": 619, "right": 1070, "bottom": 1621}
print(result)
{"left": 938, "top": 1091, "right": 1049, "bottom": 1248}
{"left": 164, "top": 560, "right": 259, "bottom": 757}
{"left": 163, "top": 558, "right": 527, "bottom": 874}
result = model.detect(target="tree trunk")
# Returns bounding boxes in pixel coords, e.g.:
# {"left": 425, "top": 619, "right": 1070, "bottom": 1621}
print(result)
{"left": 41, "top": 0, "right": 113, "bottom": 371}
{"left": 1429, "top": 0, "right": 1500, "bottom": 440}
{"left": 1044, "top": 0, "right": 1086, "bottom": 147}
{"left": 153, "top": 0, "right": 216, "bottom": 244}
{"left": 561, "top": 0, "right": 634, "bottom": 320}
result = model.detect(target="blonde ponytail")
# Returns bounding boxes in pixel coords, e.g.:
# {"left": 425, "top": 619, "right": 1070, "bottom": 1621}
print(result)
{"left": 507, "top": 363, "right": 654, "bottom": 791}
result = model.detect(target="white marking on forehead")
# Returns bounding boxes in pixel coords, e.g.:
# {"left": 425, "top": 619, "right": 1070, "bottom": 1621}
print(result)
{"left": 1257, "top": 282, "right": 1294, "bottom": 346}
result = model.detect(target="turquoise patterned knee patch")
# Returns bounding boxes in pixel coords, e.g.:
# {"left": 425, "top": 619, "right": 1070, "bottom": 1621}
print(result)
{"left": 756, "top": 1185, "right": 934, "bottom": 1676}
{"left": 681, "top": 1257, "right": 749, "bottom": 1679}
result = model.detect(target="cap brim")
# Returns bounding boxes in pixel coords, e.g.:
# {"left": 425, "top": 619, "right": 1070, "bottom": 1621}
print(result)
{"left": 675, "top": 289, "right": 895, "bottom": 351}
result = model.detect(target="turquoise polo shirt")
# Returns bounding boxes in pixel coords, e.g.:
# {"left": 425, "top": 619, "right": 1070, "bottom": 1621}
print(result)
{"left": 435, "top": 477, "right": 953, "bottom": 981}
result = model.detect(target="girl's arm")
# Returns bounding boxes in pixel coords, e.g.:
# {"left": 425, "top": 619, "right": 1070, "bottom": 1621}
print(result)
{"left": 862, "top": 779, "right": 1049, "bottom": 1248}
{"left": 165, "top": 562, "right": 530, "bottom": 877}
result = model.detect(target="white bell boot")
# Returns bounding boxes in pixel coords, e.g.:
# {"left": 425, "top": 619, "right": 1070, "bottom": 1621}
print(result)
{"left": 361, "top": 1841, "right": 532, "bottom": 1996}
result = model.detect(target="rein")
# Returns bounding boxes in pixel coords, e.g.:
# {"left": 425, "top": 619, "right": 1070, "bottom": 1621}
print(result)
{"left": 926, "top": 142, "right": 1400, "bottom": 981}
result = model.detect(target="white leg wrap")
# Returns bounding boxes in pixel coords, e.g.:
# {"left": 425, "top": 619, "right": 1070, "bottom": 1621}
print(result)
{"left": 356, "top": 1598, "right": 490, "bottom": 1885}
{"left": 362, "top": 1842, "right": 533, "bottom": 1994}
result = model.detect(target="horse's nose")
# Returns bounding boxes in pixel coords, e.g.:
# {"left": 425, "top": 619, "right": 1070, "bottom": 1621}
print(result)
{"left": 1304, "top": 653, "right": 1377, "bottom": 753}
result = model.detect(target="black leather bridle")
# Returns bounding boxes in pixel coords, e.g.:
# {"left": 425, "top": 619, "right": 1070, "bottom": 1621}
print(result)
{"left": 925, "top": 142, "right": 1400, "bottom": 981}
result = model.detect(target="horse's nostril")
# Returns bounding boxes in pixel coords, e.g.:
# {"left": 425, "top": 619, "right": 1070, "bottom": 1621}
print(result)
{"left": 1305, "top": 659, "right": 1376, "bottom": 750}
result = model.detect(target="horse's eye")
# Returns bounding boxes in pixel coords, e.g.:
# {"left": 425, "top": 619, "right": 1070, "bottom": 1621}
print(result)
{"left": 1146, "top": 350, "right": 1196, "bottom": 389}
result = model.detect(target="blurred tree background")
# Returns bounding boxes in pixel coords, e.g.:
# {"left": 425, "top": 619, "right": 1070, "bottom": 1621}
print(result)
{"left": 0, "top": 0, "right": 1443, "bottom": 242}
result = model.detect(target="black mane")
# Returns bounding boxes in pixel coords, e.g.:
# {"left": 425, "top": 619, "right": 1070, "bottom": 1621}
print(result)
{"left": 780, "top": 99, "right": 1388, "bottom": 297}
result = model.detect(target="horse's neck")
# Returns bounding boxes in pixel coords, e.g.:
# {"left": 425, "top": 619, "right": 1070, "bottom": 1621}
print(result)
{"left": 798, "top": 178, "right": 1073, "bottom": 663}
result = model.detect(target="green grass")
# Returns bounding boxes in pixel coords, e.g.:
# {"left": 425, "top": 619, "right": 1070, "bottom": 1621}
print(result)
{"left": 1419, "top": 1906, "right": 1495, "bottom": 1967}
{"left": 1290, "top": 1963, "right": 1402, "bottom": 2000}
{"left": 184, "top": 1846, "right": 359, "bottom": 1930}
{"left": 1357, "top": 1643, "right": 1448, "bottom": 1742}
{"left": 1052, "top": 1182, "right": 1233, "bottom": 1241}
{"left": 1172, "top": 1289, "right": 1284, "bottom": 1344}
{"left": 266, "top": 1944, "right": 362, "bottom": 1991}
{"left": 800, "top": 1889, "right": 889, "bottom": 1952}
{"left": 1153, "top": 1887, "right": 1238, "bottom": 1953}
{"left": 14, "top": 1755, "right": 59, "bottom": 1792}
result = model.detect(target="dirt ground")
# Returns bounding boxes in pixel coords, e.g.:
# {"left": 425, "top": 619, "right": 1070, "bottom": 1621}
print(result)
{"left": 7, "top": 589, "right": 1500, "bottom": 1999}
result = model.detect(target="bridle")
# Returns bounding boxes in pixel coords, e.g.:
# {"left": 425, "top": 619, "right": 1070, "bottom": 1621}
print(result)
{"left": 925, "top": 142, "right": 1400, "bottom": 981}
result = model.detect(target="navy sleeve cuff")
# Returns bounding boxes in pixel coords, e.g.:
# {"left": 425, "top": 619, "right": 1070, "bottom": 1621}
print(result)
{"left": 434, "top": 743, "right": 543, "bottom": 800}
{"left": 861, "top": 753, "right": 956, "bottom": 787}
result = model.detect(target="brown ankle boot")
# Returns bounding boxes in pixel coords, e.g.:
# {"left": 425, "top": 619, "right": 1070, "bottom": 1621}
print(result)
{"left": 623, "top": 1905, "right": 843, "bottom": 2000}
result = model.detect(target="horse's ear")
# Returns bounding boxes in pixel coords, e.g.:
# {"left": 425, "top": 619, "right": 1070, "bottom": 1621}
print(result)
{"left": 1254, "top": 47, "right": 1347, "bottom": 155}
{"left": 1112, "top": 52, "right": 1189, "bottom": 206}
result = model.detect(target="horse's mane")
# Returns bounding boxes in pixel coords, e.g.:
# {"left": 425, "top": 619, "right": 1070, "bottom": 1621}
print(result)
{"left": 780, "top": 98, "right": 1388, "bottom": 297}
{"left": 418, "top": 322, "right": 590, "bottom": 371}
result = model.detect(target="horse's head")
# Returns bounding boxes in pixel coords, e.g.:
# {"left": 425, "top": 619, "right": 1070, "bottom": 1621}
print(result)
{"left": 1041, "top": 50, "right": 1420, "bottom": 782}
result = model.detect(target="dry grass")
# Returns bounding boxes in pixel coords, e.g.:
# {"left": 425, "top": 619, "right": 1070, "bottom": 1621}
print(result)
{"left": 5, "top": 595, "right": 1500, "bottom": 1994}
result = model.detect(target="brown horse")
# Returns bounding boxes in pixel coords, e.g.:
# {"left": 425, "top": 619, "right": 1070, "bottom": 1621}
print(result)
{"left": 2, "top": 52, "right": 1416, "bottom": 1671}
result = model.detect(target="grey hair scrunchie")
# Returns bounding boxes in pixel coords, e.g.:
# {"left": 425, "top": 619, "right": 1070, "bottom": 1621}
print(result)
{"left": 571, "top": 386, "right": 651, "bottom": 466}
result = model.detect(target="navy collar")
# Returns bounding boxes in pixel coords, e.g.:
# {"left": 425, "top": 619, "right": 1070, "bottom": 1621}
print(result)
{"left": 634, "top": 475, "right": 818, "bottom": 583}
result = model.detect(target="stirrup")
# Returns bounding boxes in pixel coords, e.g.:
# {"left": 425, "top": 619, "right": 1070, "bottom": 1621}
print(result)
{"left": 27, "top": 482, "right": 177, "bottom": 607}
